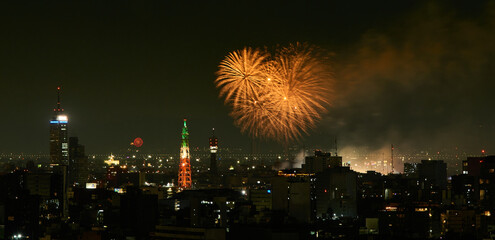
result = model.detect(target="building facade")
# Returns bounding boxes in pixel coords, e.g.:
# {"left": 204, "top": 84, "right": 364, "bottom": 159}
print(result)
{"left": 49, "top": 87, "right": 68, "bottom": 165}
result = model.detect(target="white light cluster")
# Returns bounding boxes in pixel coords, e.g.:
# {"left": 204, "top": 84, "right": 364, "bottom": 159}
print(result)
{"left": 57, "top": 115, "right": 68, "bottom": 121}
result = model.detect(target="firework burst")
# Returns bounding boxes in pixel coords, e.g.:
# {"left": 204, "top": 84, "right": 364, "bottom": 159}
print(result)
{"left": 215, "top": 47, "right": 268, "bottom": 105}
{"left": 216, "top": 43, "right": 332, "bottom": 144}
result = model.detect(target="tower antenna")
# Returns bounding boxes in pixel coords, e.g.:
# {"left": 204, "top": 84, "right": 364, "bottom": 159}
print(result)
{"left": 391, "top": 144, "right": 394, "bottom": 174}
{"left": 57, "top": 86, "right": 62, "bottom": 111}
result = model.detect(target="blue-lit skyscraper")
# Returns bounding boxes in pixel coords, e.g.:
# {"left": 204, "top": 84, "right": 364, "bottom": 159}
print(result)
{"left": 50, "top": 86, "right": 69, "bottom": 165}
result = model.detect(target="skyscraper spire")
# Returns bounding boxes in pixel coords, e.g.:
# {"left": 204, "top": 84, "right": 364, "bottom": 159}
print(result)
{"left": 55, "top": 86, "right": 63, "bottom": 112}
{"left": 178, "top": 119, "right": 192, "bottom": 189}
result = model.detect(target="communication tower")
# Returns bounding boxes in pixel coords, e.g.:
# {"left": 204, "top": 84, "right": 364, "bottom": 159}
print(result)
{"left": 209, "top": 128, "right": 218, "bottom": 174}
{"left": 178, "top": 119, "right": 192, "bottom": 189}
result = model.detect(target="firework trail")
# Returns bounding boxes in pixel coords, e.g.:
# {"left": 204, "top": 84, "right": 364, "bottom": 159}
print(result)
{"left": 216, "top": 43, "right": 332, "bottom": 144}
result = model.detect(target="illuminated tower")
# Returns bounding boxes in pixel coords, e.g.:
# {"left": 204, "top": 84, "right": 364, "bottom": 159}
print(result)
{"left": 49, "top": 86, "right": 69, "bottom": 219}
{"left": 50, "top": 86, "right": 69, "bottom": 165}
{"left": 209, "top": 128, "right": 218, "bottom": 174}
{"left": 178, "top": 119, "right": 192, "bottom": 189}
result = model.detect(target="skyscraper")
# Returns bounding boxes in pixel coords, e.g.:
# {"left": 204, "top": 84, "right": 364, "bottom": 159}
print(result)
{"left": 48, "top": 86, "right": 69, "bottom": 219}
{"left": 68, "top": 137, "right": 89, "bottom": 186}
{"left": 209, "top": 128, "right": 218, "bottom": 174}
{"left": 178, "top": 119, "right": 192, "bottom": 189}
{"left": 49, "top": 86, "right": 69, "bottom": 165}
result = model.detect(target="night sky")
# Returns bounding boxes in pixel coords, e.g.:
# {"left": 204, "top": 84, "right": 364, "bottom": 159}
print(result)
{"left": 0, "top": 1, "right": 493, "bottom": 155}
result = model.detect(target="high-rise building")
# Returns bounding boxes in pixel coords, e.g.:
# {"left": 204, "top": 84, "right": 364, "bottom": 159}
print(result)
{"left": 451, "top": 174, "right": 478, "bottom": 207}
{"left": 462, "top": 156, "right": 490, "bottom": 176}
{"left": 315, "top": 166, "right": 358, "bottom": 218}
{"left": 68, "top": 137, "right": 89, "bottom": 186}
{"left": 209, "top": 128, "right": 218, "bottom": 174}
{"left": 49, "top": 86, "right": 69, "bottom": 165}
{"left": 272, "top": 170, "right": 316, "bottom": 223}
{"left": 302, "top": 150, "right": 342, "bottom": 173}
{"left": 48, "top": 86, "right": 69, "bottom": 218}
{"left": 417, "top": 160, "right": 447, "bottom": 189}
{"left": 178, "top": 119, "right": 192, "bottom": 189}
{"left": 461, "top": 156, "right": 495, "bottom": 209}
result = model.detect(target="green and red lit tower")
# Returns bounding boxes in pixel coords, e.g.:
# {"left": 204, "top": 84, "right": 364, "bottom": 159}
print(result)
{"left": 178, "top": 119, "right": 192, "bottom": 189}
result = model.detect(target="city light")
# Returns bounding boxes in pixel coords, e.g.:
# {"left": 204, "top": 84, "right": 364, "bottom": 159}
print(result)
{"left": 56, "top": 115, "right": 68, "bottom": 121}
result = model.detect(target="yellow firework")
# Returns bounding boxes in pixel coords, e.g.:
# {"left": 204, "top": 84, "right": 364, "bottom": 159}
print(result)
{"left": 215, "top": 47, "right": 268, "bottom": 105}
{"left": 268, "top": 43, "right": 331, "bottom": 143}
{"left": 216, "top": 43, "right": 332, "bottom": 144}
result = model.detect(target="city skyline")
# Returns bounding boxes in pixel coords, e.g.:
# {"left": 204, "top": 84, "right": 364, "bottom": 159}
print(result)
{"left": 0, "top": 1, "right": 493, "bottom": 156}
{"left": 1, "top": 2, "right": 494, "bottom": 239}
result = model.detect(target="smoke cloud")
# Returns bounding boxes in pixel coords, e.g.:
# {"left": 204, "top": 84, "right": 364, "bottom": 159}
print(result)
{"left": 323, "top": 2, "right": 495, "bottom": 156}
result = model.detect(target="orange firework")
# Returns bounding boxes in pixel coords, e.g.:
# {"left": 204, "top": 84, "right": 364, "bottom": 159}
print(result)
{"left": 215, "top": 47, "right": 268, "bottom": 105}
{"left": 267, "top": 43, "right": 331, "bottom": 143}
{"left": 216, "top": 43, "right": 332, "bottom": 144}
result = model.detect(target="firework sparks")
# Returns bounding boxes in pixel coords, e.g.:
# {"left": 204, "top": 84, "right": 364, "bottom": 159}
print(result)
{"left": 215, "top": 47, "right": 268, "bottom": 105}
{"left": 216, "top": 43, "right": 332, "bottom": 144}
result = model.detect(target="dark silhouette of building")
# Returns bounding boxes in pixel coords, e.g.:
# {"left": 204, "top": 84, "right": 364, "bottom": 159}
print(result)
{"left": 68, "top": 137, "right": 89, "bottom": 186}
{"left": 0, "top": 170, "right": 41, "bottom": 240}
{"left": 120, "top": 186, "right": 158, "bottom": 238}
{"left": 25, "top": 171, "right": 67, "bottom": 231}
{"left": 451, "top": 174, "right": 478, "bottom": 207}
{"left": 151, "top": 226, "right": 225, "bottom": 240}
{"left": 459, "top": 156, "right": 495, "bottom": 209}
{"left": 476, "top": 156, "right": 495, "bottom": 209}
{"left": 357, "top": 171, "right": 385, "bottom": 218}
{"left": 272, "top": 170, "right": 315, "bottom": 224}
{"left": 418, "top": 160, "right": 447, "bottom": 190}
{"left": 462, "top": 156, "right": 487, "bottom": 176}
{"left": 316, "top": 166, "right": 358, "bottom": 218}
{"left": 302, "top": 150, "right": 342, "bottom": 173}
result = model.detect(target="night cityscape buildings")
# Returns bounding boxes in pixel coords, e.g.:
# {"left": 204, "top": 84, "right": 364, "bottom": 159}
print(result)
{"left": 2, "top": 103, "right": 495, "bottom": 239}
{"left": 1, "top": 1, "right": 494, "bottom": 240}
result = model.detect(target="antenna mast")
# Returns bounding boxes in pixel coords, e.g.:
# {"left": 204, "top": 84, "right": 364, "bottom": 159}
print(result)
{"left": 391, "top": 144, "right": 394, "bottom": 173}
